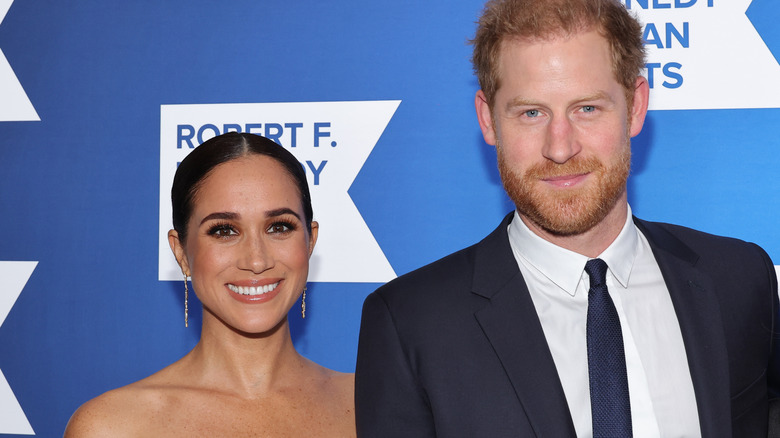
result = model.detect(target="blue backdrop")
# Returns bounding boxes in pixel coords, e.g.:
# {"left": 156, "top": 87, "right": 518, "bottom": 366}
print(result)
{"left": 1, "top": 0, "right": 779, "bottom": 435}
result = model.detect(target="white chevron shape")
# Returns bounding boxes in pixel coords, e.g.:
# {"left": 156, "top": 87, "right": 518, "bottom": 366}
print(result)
{"left": 0, "top": 0, "right": 39, "bottom": 121}
{"left": 629, "top": 0, "right": 780, "bottom": 109}
{"left": 159, "top": 101, "right": 401, "bottom": 283}
{"left": 0, "top": 261, "right": 36, "bottom": 435}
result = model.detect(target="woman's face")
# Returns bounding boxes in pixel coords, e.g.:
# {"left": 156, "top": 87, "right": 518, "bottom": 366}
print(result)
{"left": 169, "top": 154, "right": 317, "bottom": 334}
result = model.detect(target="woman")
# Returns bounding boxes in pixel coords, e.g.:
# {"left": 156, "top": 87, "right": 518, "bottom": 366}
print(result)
{"left": 65, "top": 132, "right": 355, "bottom": 437}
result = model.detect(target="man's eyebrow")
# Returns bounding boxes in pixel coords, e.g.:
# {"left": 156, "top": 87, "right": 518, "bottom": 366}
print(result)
{"left": 505, "top": 91, "right": 614, "bottom": 111}
{"left": 576, "top": 91, "right": 613, "bottom": 103}
{"left": 505, "top": 97, "right": 538, "bottom": 111}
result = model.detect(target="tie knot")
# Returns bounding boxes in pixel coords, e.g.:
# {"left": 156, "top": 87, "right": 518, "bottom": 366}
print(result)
{"left": 585, "top": 258, "right": 609, "bottom": 287}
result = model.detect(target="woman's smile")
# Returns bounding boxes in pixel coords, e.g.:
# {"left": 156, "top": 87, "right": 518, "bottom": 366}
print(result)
{"left": 227, "top": 281, "right": 280, "bottom": 296}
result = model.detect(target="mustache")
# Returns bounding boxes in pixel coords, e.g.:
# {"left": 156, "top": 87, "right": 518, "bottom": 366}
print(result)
{"left": 524, "top": 156, "right": 603, "bottom": 179}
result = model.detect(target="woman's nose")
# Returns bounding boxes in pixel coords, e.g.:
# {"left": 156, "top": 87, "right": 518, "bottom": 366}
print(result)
{"left": 238, "top": 236, "right": 274, "bottom": 273}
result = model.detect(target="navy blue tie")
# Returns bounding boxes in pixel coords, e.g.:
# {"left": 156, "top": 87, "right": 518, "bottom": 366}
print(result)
{"left": 585, "top": 258, "right": 632, "bottom": 437}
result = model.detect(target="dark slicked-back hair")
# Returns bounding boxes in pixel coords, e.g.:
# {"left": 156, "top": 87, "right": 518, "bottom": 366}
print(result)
{"left": 171, "top": 132, "right": 313, "bottom": 243}
{"left": 471, "top": 0, "right": 645, "bottom": 107}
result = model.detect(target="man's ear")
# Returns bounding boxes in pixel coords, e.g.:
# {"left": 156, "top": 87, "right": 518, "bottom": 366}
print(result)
{"left": 475, "top": 90, "right": 498, "bottom": 146}
{"left": 628, "top": 76, "right": 650, "bottom": 138}
{"left": 167, "top": 229, "right": 190, "bottom": 276}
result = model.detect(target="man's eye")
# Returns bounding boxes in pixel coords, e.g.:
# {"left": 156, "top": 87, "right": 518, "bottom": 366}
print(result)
{"left": 525, "top": 109, "right": 540, "bottom": 118}
{"left": 582, "top": 105, "right": 596, "bottom": 113}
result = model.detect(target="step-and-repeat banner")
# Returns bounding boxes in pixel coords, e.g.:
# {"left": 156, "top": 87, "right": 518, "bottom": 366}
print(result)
{"left": 2, "top": 0, "right": 779, "bottom": 435}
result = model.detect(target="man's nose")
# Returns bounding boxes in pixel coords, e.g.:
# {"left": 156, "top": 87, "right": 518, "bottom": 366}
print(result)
{"left": 542, "top": 115, "right": 581, "bottom": 164}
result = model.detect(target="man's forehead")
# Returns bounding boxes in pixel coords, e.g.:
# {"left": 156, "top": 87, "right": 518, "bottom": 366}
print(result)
{"left": 498, "top": 25, "right": 603, "bottom": 51}
{"left": 494, "top": 29, "right": 614, "bottom": 82}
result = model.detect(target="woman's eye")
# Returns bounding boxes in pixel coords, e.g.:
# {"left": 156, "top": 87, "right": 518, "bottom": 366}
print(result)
{"left": 208, "top": 224, "right": 237, "bottom": 238}
{"left": 268, "top": 222, "right": 294, "bottom": 234}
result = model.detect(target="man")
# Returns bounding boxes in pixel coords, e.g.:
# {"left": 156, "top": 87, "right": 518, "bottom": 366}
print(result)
{"left": 355, "top": 0, "right": 779, "bottom": 437}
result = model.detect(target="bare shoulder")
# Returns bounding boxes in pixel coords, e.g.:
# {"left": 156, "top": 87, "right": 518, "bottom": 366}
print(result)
{"left": 63, "top": 367, "right": 181, "bottom": 438}
{"left": 298, "top": 361, "right": 355, "bottom": 436}
{"left": 305, "top": 358, "right": 354, "bottom": 397}
{"left": 64, "top": 383, "right": 157, "bottom": 437}
{"left": 325, "top": 368, "right": 355, "bottom": 398}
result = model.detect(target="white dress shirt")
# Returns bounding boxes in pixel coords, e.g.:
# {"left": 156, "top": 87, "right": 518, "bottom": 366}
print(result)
{"left": 507, "top": 206, "right": 701, "bottom": 437}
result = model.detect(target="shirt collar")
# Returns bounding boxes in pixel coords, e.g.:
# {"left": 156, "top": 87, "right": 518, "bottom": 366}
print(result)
{"left": 507, "top": 206, "right": 639, "bottom": 296}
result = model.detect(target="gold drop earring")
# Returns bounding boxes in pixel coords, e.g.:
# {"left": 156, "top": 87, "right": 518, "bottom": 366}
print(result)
{"left": 301, "top": 286, "right": 307, "bottom": 319}
{"left": 183, "top": 273, "right": 189, "bottom": 328}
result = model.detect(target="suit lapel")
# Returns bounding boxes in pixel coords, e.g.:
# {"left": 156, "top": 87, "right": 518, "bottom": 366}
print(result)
{"left": 472, "top": 214, "right": 577, "bottom": 436}
{"left": 635, "top": 219, "right": 732, "bottom": 436}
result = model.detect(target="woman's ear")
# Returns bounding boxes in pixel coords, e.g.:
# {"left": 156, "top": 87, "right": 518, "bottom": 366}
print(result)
{"left": 167, "top": 229, "right": 190, "bottom": 276}
{"left": 308, "top": 221, "right": 319, "bottom": 257}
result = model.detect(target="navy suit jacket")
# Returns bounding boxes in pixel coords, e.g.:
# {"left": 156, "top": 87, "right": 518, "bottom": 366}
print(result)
{"left": 355, "top": 214, "right": 780, "bottom": 437}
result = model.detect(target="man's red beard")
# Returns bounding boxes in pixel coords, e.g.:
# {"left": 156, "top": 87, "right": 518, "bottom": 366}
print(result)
{"left": 497, "top": 143, "right": 631, "bottom": 236}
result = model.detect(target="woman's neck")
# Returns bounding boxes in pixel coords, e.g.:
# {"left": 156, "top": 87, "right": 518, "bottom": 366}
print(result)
{"left": 180, "top": 312, "right": 309, "bottom": 398}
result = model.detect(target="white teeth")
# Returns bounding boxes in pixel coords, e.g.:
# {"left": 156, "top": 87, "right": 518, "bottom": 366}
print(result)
{"left": 227, "top": 282, "right": 279, "bottom": 296}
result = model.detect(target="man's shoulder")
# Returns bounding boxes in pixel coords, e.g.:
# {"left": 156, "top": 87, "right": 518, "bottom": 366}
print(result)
{"left": 636, "top": 218, "right": 763, "bottom": 251}
{"left": 376, "top": 238, "right": 481, "bottom": 299}
{"left": 635, "top": 218, "right": 773, "bottom": 270}
{"left": 372, "top": 214, "right": 514, "bottom": 304}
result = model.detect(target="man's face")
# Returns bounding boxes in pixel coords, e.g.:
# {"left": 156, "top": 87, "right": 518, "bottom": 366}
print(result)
{"left": 476, "top": 29, "right": 648, "bottom": 237}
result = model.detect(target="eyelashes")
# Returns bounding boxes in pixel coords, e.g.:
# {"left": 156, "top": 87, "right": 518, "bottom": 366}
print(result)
{"left": 205, "top": 219, "right": 299, "bottom": 239}
{"left": 267, "top": 220, "right": 297, "bottom": 234}
{"left": 207, "top": 221, "right": 237, "bottom": 238}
